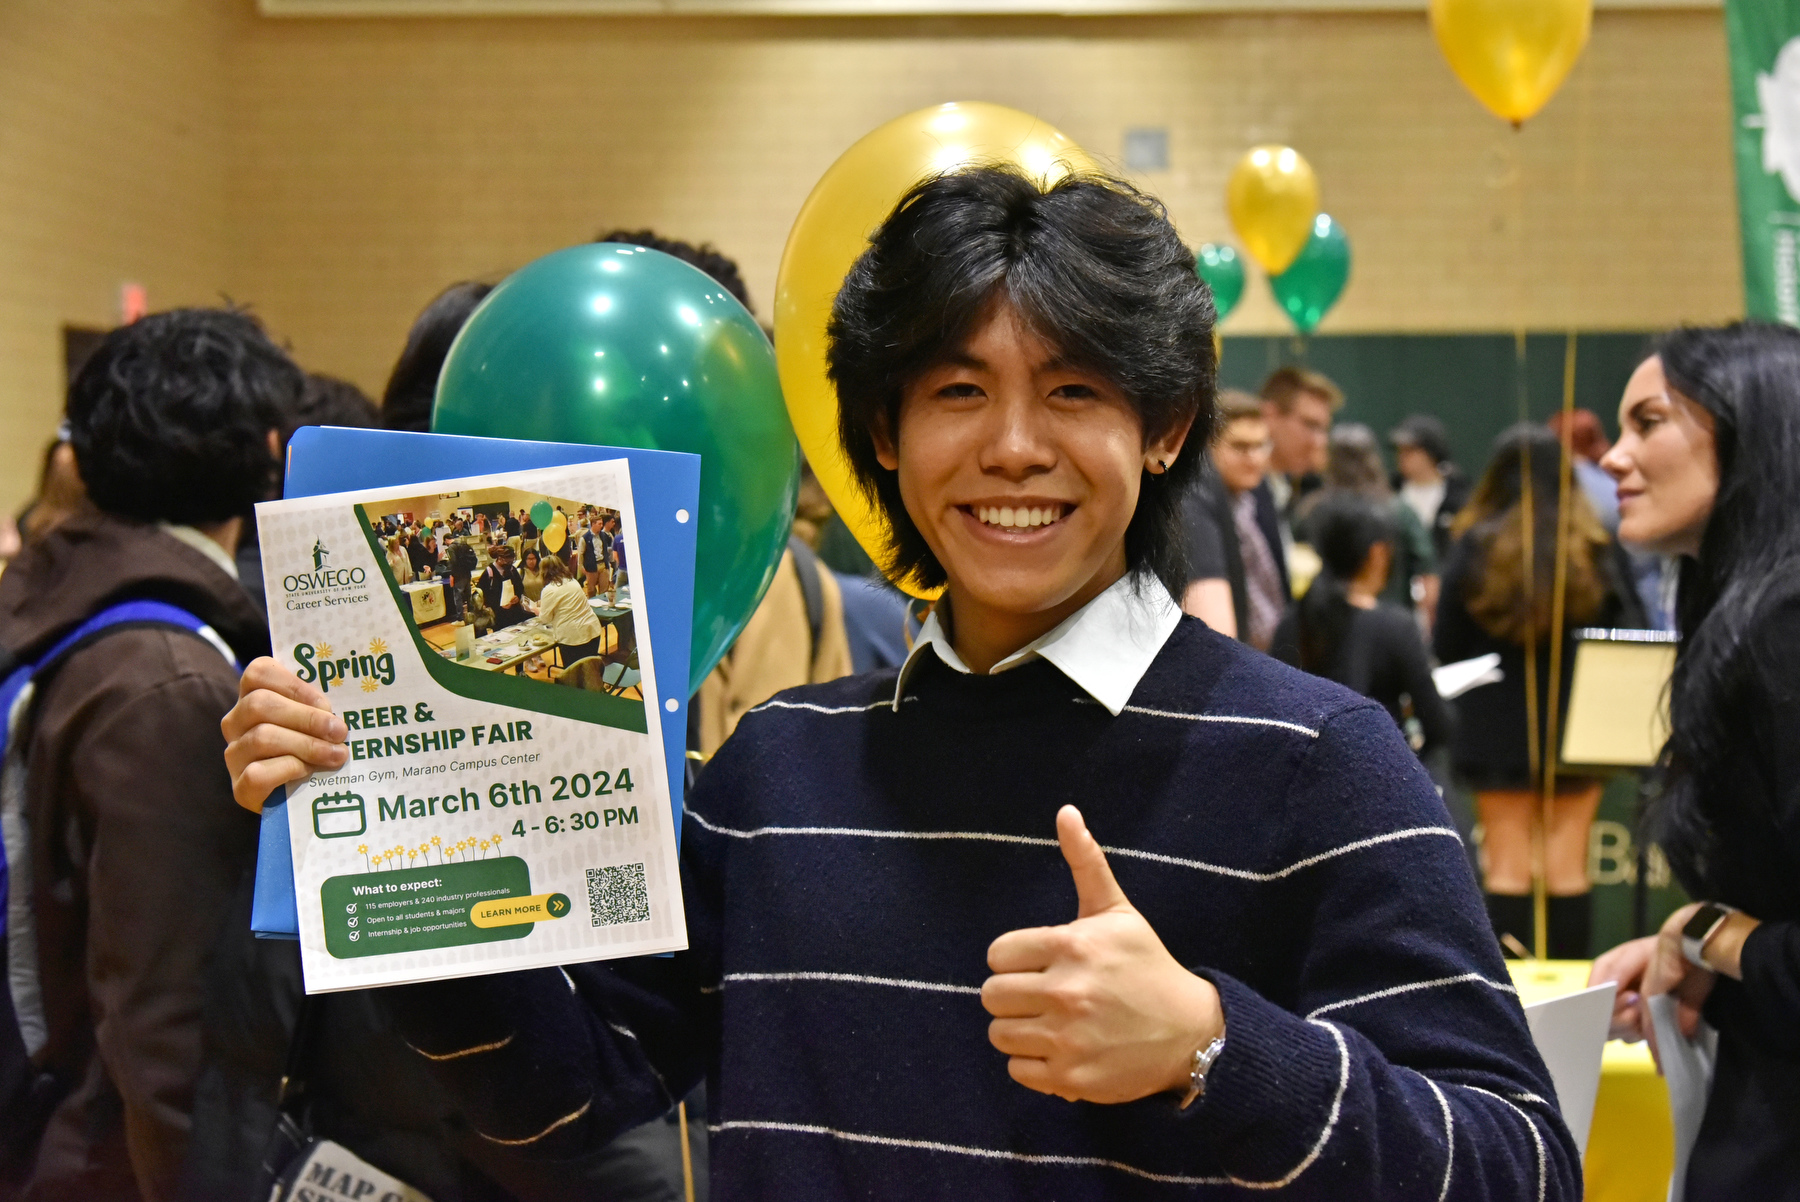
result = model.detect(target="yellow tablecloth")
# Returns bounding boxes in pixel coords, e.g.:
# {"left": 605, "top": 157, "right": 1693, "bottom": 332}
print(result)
{"left": 1509, "top": 961, "right": 1674, "bottom": 1202}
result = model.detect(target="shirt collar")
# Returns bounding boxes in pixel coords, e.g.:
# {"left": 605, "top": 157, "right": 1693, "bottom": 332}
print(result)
{"left": 892, "top": 573, "right": 1182, "bottom": 716}
{"left": 160, "top": 523, "right": 239, "bottom": 581}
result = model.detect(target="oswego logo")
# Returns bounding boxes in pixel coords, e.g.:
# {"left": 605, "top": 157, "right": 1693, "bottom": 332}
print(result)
{"left": 281, "top": 534, "right": 374, "bottom": 613}
{"left": 283, "top": 538, "right": 367, "bottom": 593}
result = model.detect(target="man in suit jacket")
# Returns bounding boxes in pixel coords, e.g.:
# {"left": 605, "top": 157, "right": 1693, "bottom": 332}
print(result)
{"left": 1181, "top": 390, "right": 1289, "bottom": 649}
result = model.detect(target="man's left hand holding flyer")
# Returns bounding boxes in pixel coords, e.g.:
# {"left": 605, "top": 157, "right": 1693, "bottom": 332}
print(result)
{"left": 256, "top": 459, "right": 686, "bottom": 993}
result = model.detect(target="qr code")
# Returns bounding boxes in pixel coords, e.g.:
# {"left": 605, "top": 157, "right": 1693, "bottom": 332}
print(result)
{"left": 586, "top": 863, "right": 650, "bottom": 926}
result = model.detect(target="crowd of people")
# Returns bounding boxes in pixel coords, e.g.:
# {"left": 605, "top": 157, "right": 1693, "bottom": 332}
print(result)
{"left": 1177, "top": 362, "right": 1678, "bottom": 960}
{"left": 2, "top": 166, "right": 1797, "bottom": 1202}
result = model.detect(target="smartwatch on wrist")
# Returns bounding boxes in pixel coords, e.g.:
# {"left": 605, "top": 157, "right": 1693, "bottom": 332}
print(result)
{"left": 1681, "top": 902, "right": 1737, "bottom": 969}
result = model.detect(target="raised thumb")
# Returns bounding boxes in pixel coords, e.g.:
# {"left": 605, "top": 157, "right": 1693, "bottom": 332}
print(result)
{"left": 1057, "top": 805, "right": 1129, "bottom": 918}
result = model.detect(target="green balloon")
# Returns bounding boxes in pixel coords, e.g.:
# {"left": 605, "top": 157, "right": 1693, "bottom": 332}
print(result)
{"left": 1195, "top": 243, "right": 1246, "bottom": 321}
{"left": 1269, "top": 214, "right": 1352, "bottom": 334}
{"left": 529, "top": 500, "right": 554, "bottom": 528}
{"left": 433, "top": 243, "right": 799, "bottom": 695}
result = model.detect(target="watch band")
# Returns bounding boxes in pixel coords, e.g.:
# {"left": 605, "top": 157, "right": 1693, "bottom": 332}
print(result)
{"left": 1178, "top": 1035, "right": 1227, "bottom": 1110}
{"left": 1681, "top": 902, "right": 1737, "bottom": 969}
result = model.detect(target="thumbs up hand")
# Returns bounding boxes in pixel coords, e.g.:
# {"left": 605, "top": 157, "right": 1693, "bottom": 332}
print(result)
{"left": 982, "top": 805, "right": 1223, "bottom": 1104}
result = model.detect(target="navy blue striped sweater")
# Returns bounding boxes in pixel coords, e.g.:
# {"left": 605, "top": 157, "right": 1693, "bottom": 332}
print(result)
{"left": 391, "top": 618, "right": 1579, "bottom": 1199}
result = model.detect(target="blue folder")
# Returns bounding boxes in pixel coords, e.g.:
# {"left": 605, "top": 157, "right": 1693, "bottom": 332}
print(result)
{"left": 251, "top": 427, "right": 701, "bottom": 938}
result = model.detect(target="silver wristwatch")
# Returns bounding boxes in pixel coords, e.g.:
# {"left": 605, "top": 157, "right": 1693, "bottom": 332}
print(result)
{"left": 1680, "top": 902, "right": 1737, "bottom": 969}
{"left": 1178, "top": 1035, "right": 1227, "bottom": 1110}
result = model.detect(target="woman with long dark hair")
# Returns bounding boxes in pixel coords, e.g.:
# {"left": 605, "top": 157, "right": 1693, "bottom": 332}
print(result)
{"left": 1272, "top": 491, "right": 1452, "bottom": 756}
{"left": 1591, "top": 323, "right": 1800, "bottom": 1198}
{"left": 1434, "top": 424, "right": 1644, "bottom": 959}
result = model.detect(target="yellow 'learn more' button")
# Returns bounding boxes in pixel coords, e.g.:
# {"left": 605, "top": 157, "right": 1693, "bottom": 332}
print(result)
{"left": 469, "top": 892, "right": 572, "bottom": 928}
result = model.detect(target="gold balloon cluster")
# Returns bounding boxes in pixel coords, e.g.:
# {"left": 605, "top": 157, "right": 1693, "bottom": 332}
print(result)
{"left": 771, "top": 0, "right": 1591, "bottom": 590}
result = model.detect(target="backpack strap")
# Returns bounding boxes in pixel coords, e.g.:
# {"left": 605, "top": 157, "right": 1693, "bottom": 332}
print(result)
{"left": 788, "top": 536, "right": 825, "bottom": 675}
{"left": 0, "top": 600, "right": 236, "bottom": 936}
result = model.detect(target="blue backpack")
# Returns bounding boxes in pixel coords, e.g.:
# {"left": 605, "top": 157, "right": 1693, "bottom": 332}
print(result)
{"left": 0, "top": 600, "right": 238, "bottom": 1176}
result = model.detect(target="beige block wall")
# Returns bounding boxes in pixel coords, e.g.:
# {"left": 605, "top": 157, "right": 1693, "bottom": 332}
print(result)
{"left": 0, "top": 3, "right": 1741, "bottom": 511}
{"left": 228, "top": 6, "right": 1740, "bottom": 401}
{"left": 0, "top": 0, "right": 235, "bottom": 512}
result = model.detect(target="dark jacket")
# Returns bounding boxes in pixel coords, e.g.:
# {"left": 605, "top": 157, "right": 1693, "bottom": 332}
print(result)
{"left": 449, "top": 539, "right": 478, "bottom": 585}
{"left": 1181, "top": 472, "right": 1290, "bottom": 641}
{"left": 0, "top": 508, "right": 269, "bottom": 1201}
{"left": 179, "top": 875, "right": 591, "bottom": 1202}
{"left": 1433, "top": 530, "right": 1646, "bottom": 790}
{"left": 1270, "top": 602, "right": 1454, "bottom": 758}
{"left": 1679, "top": 597, "right": 1800, "bottom": 1198}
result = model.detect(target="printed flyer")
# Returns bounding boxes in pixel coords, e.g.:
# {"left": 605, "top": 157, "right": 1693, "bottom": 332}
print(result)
{"left": 256, "top": 460, "right": 686, "bottom": 992}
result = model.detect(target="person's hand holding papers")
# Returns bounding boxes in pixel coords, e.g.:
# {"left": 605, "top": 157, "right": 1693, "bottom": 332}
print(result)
{"left": 1591, "top": 900, "right": 1761, "bottom": 1068}
{"left": 222, "top": 656, "right": 348, "bottom": 813}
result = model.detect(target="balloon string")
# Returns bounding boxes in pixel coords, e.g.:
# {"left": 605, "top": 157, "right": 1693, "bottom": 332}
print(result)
{"left": 1505, "top": 134, "right": 1547, "bottom": 961}
{"left": 1534, "top": 56, "right": 1595, "bottom": 960}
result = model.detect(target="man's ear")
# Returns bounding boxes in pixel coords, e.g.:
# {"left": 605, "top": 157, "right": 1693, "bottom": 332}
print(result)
{"left": 871, "top": 413, "right": 900, "bottom": 472}
{"left": 1147, "top": 410, "right": 1199, "bottom": 473}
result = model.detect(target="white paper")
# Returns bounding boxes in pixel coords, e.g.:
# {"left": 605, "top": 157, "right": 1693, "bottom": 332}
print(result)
{"left": 1433, "top": 653, "right": 1504, "bottom": 700}
{"left": 256, "top": 460, "right": 685, "bottom": 993}
{"left": 1521, "top": 981, "right": 1616, "bottom": 1155}
{"left": 1647, "top": 993, "right": 1718, "bottom": 1202}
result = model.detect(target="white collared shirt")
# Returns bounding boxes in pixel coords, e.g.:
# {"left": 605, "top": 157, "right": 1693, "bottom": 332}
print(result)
{"left": 892, "top": 573, "right": 1182, "bottom": 716}
{"left": 160, "top": 523, "right": 239, "bottom": 581}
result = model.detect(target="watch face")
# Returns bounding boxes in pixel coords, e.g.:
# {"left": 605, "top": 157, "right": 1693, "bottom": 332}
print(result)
{"left": 1684, "top": 904, "right": 1727, "bottom": 942}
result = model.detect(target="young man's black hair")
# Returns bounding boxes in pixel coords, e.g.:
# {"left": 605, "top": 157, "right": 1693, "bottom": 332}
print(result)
{"left": 380, "top": 281, "right": 495, "bottom": 433}
{"left": 67, "top": 308, "right": 299, "bottom": 525}
{"left": 825, "top": 164, "right": 1216, "bottom": 597}
{"left": 595, "top": 228, "right": 754, "bottom": 315}
{"left": 289, "top": 372, "right": 379, "bottom": 443}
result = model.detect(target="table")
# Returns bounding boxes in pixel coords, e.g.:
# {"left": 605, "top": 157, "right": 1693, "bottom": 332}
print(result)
{"left": 400, "top": 579, "right": 445, "bottom": 624}
{"left": 592, "top": 601, "right": 631, "bottom": 651}
{"left": 440, "top": 598, "right": 635, "bottom": 676}
{"left": 445, "top": 618, "right": 557, "bottom": 674}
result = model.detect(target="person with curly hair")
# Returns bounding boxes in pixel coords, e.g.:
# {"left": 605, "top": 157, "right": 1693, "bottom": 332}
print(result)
{"left": 0, "top": 309, "right": 289, "bottom": 1198}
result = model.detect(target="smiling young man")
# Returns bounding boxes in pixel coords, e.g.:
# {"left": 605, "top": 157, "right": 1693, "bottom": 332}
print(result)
{"left": 220, "top": 167, "right": 1576, "bottom": 1199}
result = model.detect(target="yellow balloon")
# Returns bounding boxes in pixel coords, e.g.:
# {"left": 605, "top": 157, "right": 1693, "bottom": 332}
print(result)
{"left": 1226, "top": 146, "right": 1320, "bottom": 276}
{"left": 774, "top": 102, "right": 1098, "bottom": 598}
{"left": 542, "top": 512, "right": 567, "bottom": 553}
{"left": 1430, "top": 0, "right": 1592, "bottom": 127}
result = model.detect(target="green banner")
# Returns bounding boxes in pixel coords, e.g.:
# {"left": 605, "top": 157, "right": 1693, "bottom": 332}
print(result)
{"left": 1728, "top": 0, "right": 1800, "bottom": 323}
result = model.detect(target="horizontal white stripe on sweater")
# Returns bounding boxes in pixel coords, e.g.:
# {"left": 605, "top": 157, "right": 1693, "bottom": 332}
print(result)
{"left": 1304, "top": 971, "right": 1517, "bottom": 1019}
{"left": 717, "top": 971, "right": 982, "bottom": 996}
{"left": 748, "top": 692, "right": 1321, "bottom": 738}
{"left": 709, "top": 1020, "right": 1347, "bottom": 1191}
{"left": 686, "top": 808, "right": 1462, "bottom": 884}
{"left": 1119, "top": 703, "right": 1321, "bottom": 738}
{"left": 747, "top": 697, "right": 913, "bottom": 716}
{"left": 702, "top": 1022, "right": 1339, "bottom": 1194}
{"left": 706, "top": 1119, "right": 1230, "bottom": 1185}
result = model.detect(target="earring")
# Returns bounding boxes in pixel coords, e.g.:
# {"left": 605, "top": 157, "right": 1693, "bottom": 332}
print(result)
{"left": 1152, "top": 458, "right": 1169, "bottom": 474}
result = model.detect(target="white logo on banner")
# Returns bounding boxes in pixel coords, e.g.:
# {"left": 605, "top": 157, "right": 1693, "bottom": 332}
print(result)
{"left": 1756, "top": 38, "right": 1800, "bottom": 203}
